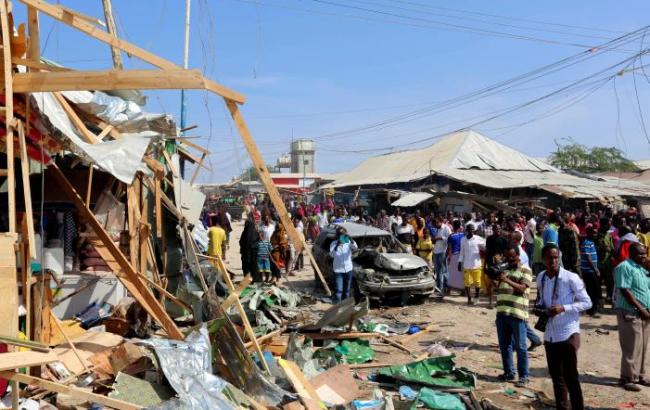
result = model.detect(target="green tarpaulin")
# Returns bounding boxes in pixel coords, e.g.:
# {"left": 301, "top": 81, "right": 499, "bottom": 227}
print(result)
{"left": 378, "top": 356, "right": 475, "bottom": 390}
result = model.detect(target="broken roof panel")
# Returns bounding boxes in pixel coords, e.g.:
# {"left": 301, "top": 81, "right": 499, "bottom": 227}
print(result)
{"left": 32, "top": 92, "right": 154, "bottom": 184}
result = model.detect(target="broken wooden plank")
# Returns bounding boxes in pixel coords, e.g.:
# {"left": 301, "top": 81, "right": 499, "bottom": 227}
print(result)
{"left": 13, "top": 68, "right": 207, "bottom": 92}
{"left": 279, "top": 359, "right": 326, "bottom": 410}
{"left": 17, "top": 121, "right": 36, "bottom": 258}
{"left": 0, "top": 351, "right": 58, "bottom": 371}
{"left": 243, "top": 326, "right": 287, "bottom": 349}
{"left": 0, "top": 371, "right": 142, "bottom": 410}
{"left": 52, "top": 92, "right": 99, "bottom": 143}
{"left": 0, "top": 335, "right": 49, "bottom": 352}
{"left": 221, "top": 274, "right": 252, "bottom": 310}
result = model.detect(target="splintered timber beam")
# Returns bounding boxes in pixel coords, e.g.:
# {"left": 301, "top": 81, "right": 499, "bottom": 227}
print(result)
{"left": 48, "top": 162, "right": 183, "bottom": 340}
{"left": 225, "top": 100, "right": 332, "bottom": 296}
{"left": 0, "top": 372, "right": 142, "bottom": 410}
{"left": 12, "top": 69, "right": 208, "bottom": 92}
{"left": 18, "top": 0, "right": 245, "bottom": 104}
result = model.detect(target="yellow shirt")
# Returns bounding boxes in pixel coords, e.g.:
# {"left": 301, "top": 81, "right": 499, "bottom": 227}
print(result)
{"left": 638, "top": 232, "right": 650, "bottom": 256}
{"left": 208, "top": 226, "right": 227, "bottom": 258}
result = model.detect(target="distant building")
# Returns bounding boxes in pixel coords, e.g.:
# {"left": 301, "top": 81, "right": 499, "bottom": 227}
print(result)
{"left": 291, "top": 139, "right": 315, "bottom": 174}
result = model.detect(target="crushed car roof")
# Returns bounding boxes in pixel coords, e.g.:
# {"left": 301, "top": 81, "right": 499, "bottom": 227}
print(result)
{"left": 324, "top": 222, "right": 391, "bottom": 238}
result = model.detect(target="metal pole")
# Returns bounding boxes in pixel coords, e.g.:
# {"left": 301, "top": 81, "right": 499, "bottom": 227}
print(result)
{"left": 180, "top": 0, "right": 191, "bottom": 133}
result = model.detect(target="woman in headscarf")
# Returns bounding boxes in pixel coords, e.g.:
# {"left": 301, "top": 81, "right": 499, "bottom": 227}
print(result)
{"left": 270, "top": 223, "right": 289, "bottom": 285}
{"left": 239, "top": 212, "right": 261, "bottom": 282}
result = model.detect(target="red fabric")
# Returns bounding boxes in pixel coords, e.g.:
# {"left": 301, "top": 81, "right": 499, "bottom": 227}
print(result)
{"left": 613, "top": 241, "right": 632, "bottom": 269}
{"left": 0, "top": 343, "right": 8, "bottom": 395}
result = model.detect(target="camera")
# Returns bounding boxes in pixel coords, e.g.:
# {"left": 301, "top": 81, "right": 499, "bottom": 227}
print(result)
{"left": 485, "top": 261, "right": 509, "bottom": 280}
{"left": 532, "top": 305, "right": 550, "bottom": 332}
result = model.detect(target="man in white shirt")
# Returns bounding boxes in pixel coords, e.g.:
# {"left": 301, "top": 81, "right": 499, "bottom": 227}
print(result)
{"left": 388, "top": 208, "right": 402, "bottom": 234}
{"left": 329, "top": 226, "right": 358, "bottom": 303}
{"left": 536, "top": 243, "right": 592, "bottom": 410}
{"left": 433, "top": 216, "right": 452, "bottom": 295}
{"left": 458, "top": 223, "right": 486, "bottom": 305}
{"left": 524, "top": 213, "right": 537, "bottom": 268}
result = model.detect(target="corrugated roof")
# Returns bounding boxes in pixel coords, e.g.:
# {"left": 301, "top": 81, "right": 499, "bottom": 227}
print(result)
{"left": 391, "top": 192, "right": 434, "bottom": 207}
{"left": 324, "top": 129, "right": 650, "bottom": 200}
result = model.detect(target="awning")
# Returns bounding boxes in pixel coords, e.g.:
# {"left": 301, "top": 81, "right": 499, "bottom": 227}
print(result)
{"left": 391, "top": 192, "right": 433, "bottom": 207}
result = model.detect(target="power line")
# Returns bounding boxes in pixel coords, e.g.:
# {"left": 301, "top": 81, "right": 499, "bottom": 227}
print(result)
{"left": 307, "top": 26, "right": 650, "bottom": 141}
{"left": 345, "top": 0, "right": 615, "bottom": 41}
{"left": 384, "top": 0, "right": 625, "bottom": 35}
{"left": 307, "top": 0, "right": 626, "bottom": 49}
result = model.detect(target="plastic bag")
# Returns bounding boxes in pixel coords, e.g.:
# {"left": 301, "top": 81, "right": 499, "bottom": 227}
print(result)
{"left": 411, "top": 388, "right": 465, "bottom": 410}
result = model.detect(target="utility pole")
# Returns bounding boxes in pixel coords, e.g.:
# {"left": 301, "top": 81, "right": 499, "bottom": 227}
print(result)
{"left": 180, "top": 0, "right": 191, "bottom": 132}
{"left": 101, "top": 0, "right": 123, "bottom": 69}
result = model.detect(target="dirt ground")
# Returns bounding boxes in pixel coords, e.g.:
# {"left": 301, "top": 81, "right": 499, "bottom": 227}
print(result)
{"left": 224, "top": 219, "right": 650, "bottom": 410}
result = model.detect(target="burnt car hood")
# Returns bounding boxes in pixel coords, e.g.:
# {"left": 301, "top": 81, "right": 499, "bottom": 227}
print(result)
{"left": 372, "top": 253, "right": 428, "bottom": 271}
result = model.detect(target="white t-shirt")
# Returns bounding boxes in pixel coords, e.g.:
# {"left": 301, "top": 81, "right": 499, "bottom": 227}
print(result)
{"left": 294, "top": 221, "right": 304, "bottom": 234}
{"left": 433, "top": 224, "right": 451, "bottom": 254}
{"left": 519, "top": 245, "right": 529, "bottom": 266}
{"left": 396, "top": 224, "right": 414, "bottom": 235}
{"left": 261, "top": 223, "right": 275, "bottom": 241}
{"left": 459, "top": 235, "right": 486, "bottom": 269}
{"left": 318, "top": 213, "right": 328, "bottom": 228}
{"left": 389, "top": 215, "right": 402, "bottom": 227}
{"left": 524, "top": 218, "right": 536, "bottom": 244}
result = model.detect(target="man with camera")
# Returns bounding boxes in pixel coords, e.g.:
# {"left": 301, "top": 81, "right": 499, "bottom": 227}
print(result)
{"left": 329, "top": 226, "right": 358, "bottom": 304}
{"left": 613, "top": 242, "right": 650, "bottom": 392}
{"left": 535, "top": 243, "right": 592, "bottom": 410}
{"left": 494, "top": 246, "right": 532, "bottom": 387}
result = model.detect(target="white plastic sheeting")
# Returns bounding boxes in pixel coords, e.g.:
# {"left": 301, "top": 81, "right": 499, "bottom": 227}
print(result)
{"left": 172, "top": 154, "right": 206, "bottom": 223}
{"left": 32, "top": 92, "right": 154, "bottom": 184}
{"left": 62, "top": 90, "right": 176, "bottom": 136}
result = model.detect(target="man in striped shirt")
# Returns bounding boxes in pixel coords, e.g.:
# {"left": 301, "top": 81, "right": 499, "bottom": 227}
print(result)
{"left": 495, "top": 246, "right": 532, "bottom": 387}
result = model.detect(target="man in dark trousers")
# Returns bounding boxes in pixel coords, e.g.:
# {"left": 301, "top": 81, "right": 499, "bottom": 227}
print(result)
{"left": 536, "top": 244, "right": 592, "bottom": 410}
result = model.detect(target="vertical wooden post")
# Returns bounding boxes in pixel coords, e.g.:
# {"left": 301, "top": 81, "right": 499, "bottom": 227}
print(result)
{"left": 85, "top": 166, "right": 93, "bottom": 208}
{"left": 101, "top": 0, "right": 123, "bottom": 69}
{"left": 1, "top": 0, "right": 16, "bottom": 233}
{"left": 17, "top": 122, "right": 36, "bottom": 256}
{"left": 225, "top": 100, "right": 331, "bottom": 295}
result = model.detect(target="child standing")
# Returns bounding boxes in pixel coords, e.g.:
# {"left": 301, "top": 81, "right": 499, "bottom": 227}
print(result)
{"left": 256, "top": 231, "right": 273, "bottom": 283}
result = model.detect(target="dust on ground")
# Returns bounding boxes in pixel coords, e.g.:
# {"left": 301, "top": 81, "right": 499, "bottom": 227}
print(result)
{"left": 224, "top": 219, "right": 650, "bottom": 409}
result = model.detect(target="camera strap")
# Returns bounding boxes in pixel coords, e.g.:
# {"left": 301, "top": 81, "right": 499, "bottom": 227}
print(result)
{"left": 538, "top": 271, "right": 560, "bottom": 308}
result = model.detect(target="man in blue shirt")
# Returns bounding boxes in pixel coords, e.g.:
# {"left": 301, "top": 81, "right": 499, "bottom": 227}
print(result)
{"left": 580, "top": 226, "right": 601, "bottom": 317}
{"left": 329, "top": 226, "right": 358, "bottom": 303}
{"left": 542, "top": 213, "right": 560, "bottom": 246}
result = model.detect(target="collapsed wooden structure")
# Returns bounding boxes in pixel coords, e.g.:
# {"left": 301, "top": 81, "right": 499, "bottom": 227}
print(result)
{"left": 0, "top": 0, "right": 330, "bottom": 404}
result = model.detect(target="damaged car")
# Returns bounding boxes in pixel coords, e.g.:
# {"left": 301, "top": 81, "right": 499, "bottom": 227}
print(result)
{"left": 312, "top": 222, "right": 436, "bottom": 304}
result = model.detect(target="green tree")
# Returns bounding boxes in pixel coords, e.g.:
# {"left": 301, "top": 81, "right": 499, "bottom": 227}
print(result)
{"left": 549, "top": 141, "right": 639, "bottom": 173}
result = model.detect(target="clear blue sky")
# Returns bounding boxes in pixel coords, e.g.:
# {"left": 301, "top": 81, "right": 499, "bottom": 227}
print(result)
{"left": 14, "top": 0, "right": 650, "bottom": 182}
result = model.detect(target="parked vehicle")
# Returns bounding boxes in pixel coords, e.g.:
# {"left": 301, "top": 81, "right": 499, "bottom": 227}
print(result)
{"left": 312, "top": 222, "right": 435, "bottom": 304}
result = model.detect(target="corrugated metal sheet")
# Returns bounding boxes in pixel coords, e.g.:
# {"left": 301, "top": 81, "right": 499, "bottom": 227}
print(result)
{"left": 324, "top": 129, "right": 650, "bottom": 199}
{"left": 391, "top": 192, "right": 434, "bottom": 207}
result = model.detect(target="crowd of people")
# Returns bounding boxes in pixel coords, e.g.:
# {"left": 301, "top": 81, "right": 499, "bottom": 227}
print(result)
{"left": 205, "top": 194, "right": 650, "bottom": 406}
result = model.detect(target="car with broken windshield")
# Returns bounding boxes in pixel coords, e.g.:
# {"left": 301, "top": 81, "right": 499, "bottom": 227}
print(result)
{"left": 312, "top": 222, "right": 435, "bottom": 304}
